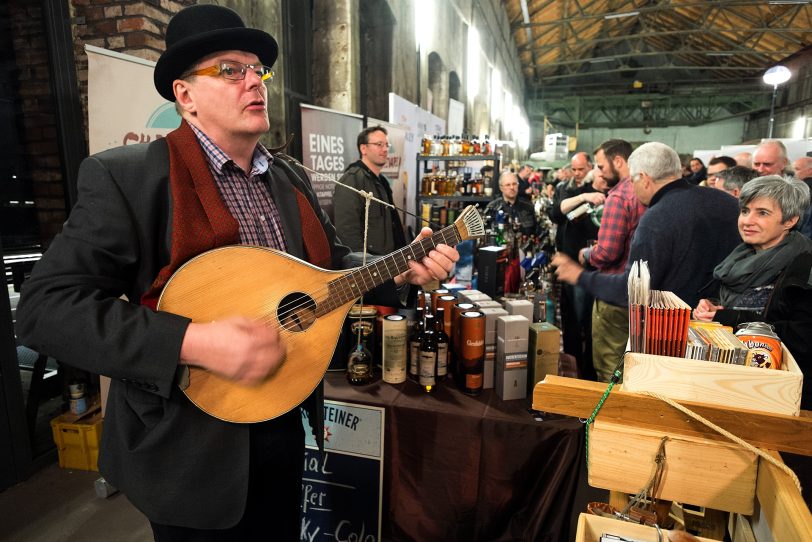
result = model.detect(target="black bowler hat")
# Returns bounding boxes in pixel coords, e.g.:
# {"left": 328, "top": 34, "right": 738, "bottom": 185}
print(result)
{"left": 153, "top": 4, "right": 279, "bottom": 102}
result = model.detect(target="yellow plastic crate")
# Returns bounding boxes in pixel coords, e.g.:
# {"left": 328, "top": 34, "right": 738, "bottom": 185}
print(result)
{"left": 50, "top": 412, "right": 103, "bottom": 471}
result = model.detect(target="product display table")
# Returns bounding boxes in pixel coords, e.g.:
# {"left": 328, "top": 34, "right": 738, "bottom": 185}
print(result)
{"left": 324, "top": 371, "right": 584, "bottom": 541}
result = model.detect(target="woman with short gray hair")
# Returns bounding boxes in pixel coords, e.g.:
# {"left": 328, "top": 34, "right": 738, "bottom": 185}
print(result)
{"left": 694, "top": 174, "right": 812, "bottom": 407}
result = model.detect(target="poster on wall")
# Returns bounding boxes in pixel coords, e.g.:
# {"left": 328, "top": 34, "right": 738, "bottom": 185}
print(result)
{"left": 301, "top": 104, "right": 364, "bottom": 220}
{"left": 388, "top": 93, "right": 446, "bottom": 231}
{"left": 300, "top": 400, "right": 385, "bottom": 542}
{"left": 367, "top": 117, "right": 409, "bottom": 233}
{"left": 86, "top": 44, "right": 180, "bottom": 155}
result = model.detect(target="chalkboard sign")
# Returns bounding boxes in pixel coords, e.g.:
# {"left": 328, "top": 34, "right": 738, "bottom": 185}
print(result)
{"left": 301, "top": 400, "right": 385, "bottom": 542}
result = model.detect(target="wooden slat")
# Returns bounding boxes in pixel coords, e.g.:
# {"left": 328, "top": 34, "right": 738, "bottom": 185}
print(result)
{"left": 755, "top": 450, "right": 812, "bottom": 542}
{"left": 532, "top": 376, "right": 812, "bottom": 456}
{"left": 589, "top": 420, "right": 757, "bottom": 514}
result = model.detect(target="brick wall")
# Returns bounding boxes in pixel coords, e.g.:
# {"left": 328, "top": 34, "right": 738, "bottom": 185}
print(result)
{"left": 70, "top": 0, "right": 195, "bottom": 142}
{"left": 7, "top": 0, "right": 194, "bottom": 246}
{"left": 8, "top": 1, "right": 64, "bottom": 244}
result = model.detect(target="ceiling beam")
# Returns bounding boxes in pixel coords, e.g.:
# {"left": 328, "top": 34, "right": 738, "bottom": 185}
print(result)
{"left": 536, "top": 49, "right": 797, "bottom": 69}
{"left": 535, "top": 64, "right": 768, "bottom": 84}
{"left": 512, "top": 1, "right": 806, "bottom": 28}
{"left": 519, "top": 28, "right": 811, "bottom": 53}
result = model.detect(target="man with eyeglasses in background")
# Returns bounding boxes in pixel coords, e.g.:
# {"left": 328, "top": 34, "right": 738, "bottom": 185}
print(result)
{"left": 333, "top": 126, "right": 408, "bottom": 256}
{"left": 16, "top": 5, "right": 457, "bottom": 540}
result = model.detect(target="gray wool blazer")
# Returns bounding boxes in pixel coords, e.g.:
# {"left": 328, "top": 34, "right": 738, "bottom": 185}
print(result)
{"left": 16, "top": 138, "right": 399, "bottom": 528}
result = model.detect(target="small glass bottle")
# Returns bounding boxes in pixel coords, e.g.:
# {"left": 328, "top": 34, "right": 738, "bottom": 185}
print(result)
{"left": 435, "top": 307, "right": 450, "bottom": 380}
{"left": 409, "top": 307, "right": 425, "bottom": 381}
{"left": 347, "top": 343, "right": 374, "bottom": 385}
{"left": 419, "top": 314, "right": 438, "bottom": 392}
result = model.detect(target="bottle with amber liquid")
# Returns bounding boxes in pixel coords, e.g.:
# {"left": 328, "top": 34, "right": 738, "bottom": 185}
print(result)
{"left": 482, "top": 135, "right": 491, "bottom": 155}
{"left": 409, "top": 307, "right": 425, "bottom": 381}
{"left": 347, "top": 342, "right": 375, "bottom": 385}
{"left": 421, "top": 134, "right": 432, "bottom": 155}
{"left": 434, "top": 307, "right": 450, "bottom": 380}
{"left": 419, "top": 313, "right": 438, "bottom": 392}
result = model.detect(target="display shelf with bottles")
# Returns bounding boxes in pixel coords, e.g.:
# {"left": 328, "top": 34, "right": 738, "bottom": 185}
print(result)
{"left": 415, "top": 152, "right": 501, "bottom": 230}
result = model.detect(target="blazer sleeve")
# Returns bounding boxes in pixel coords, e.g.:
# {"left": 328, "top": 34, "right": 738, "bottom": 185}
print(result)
{"left": 15, "top": 152, "right": 189, "bottom": 398}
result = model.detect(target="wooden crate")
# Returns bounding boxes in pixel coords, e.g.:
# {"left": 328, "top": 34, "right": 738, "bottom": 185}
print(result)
{"left": 623, "top": 344, "right": 802, "bottom": 416}
{"left": 588, "top": 420, "right": 757, "bottom": 514}
{"left": 575, "top": 513, "right": 718, "bottom": 542}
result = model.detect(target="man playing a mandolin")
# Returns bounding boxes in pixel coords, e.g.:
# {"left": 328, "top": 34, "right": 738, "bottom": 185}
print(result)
{"left": 16, "top": 5, "right": 458, "bottom": 541}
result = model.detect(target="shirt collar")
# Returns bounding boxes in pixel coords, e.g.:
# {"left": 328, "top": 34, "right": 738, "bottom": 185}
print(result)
{"left": 187, "top": 122, "right": 273, "bottom": 177}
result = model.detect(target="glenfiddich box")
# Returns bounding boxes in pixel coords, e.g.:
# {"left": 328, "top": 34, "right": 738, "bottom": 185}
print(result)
{"left": 528, "top": 323, "right": 560, "bottom": 395}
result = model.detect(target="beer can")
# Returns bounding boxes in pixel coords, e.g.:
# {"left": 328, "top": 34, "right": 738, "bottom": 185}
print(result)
{"left": 382, "top": 315, "right": 408, "bottom": 384}
{"left": 459, "top": 310, "right": 485, "bottom": 395}
{"left": 435, "top": 295, "right": 456, "bottom": 334}
{"left": 735, "top": 322, "right": 783, "bottom": 370}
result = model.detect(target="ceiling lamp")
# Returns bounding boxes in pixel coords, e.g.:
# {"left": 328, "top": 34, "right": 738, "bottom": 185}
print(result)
{"left": 763, "top": 66, "right": 792, "bottom": 138}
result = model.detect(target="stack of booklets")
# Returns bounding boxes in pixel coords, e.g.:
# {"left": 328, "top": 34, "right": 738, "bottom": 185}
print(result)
{"left": 627, "top": 260, "right": 691, "bottom": 357}
{"left": 686, "top": 322, "right": 749, "bottom": 365}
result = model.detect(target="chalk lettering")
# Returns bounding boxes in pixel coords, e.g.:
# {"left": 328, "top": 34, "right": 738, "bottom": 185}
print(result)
{"left": 335, "top": 520, "right": 376, "bottom": 542}
{"left": 304, "top": 450, "right": 333, "bottom": 475}
{"left": 301, "top": 483, "right": 328, "bottom": 514}
{"left": 300, "top": 517, "right": 320, "bottom": 542}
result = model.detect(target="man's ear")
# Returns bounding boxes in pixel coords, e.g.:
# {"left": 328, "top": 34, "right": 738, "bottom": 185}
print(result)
{"left": 173, "top": 80, "right": 196, "bottom": 115}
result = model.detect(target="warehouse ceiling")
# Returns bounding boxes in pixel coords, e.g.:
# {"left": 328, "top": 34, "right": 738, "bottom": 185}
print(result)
{"left": 505, "top": 0, "right": 812, "bottom": 128}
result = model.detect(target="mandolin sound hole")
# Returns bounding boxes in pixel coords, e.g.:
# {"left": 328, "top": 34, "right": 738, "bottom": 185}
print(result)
{"left": 277, "top": 292, "right": 317, "bottom": 332}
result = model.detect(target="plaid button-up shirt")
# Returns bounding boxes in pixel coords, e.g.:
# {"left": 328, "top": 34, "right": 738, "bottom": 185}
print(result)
{"left": 189, "top": 123, "right": 287, "bottom": 251}
{"left": 584, "top": 177, "right": 646, "bottom": 274}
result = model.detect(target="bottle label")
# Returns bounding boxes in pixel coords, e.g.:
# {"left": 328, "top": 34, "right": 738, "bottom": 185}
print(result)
{"left": 465, "top": 373, "right": 482, "bottom": 390}
{"left": 410, "top": 340, "right": 420, "bottom": 376}
{"left": 419, "top": 351, "right": 436, "bottom": 386}
{"left": 437, "top": 344, "right": 448, "bottom": 376}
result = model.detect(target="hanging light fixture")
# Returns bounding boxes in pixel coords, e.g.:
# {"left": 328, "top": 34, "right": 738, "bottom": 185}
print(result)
{"left": 763, "top": 65, "right": 791, "bottom": 139}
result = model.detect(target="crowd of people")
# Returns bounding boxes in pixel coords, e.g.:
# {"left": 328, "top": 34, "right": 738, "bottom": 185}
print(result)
{"left": 482, "top": 139, "right": 811, "bottom": 401}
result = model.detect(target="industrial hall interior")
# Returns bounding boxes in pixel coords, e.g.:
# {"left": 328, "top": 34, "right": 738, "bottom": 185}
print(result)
{"left": 2, "top": 0, "right": 812, "bottom": 541}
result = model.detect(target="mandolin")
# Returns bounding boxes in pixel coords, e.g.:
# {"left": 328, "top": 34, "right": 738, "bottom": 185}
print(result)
{"left": 157, "top": 205, "right": 484, "bottom": 423}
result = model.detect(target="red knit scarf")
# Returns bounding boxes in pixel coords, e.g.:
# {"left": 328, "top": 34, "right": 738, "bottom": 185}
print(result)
{"left": 141, "top": 120, "right": 331, "bottom": 309}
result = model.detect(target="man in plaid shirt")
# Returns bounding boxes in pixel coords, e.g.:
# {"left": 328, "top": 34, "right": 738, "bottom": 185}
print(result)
{"left": 579, "top": 140, "right": 646, "bottom": 382}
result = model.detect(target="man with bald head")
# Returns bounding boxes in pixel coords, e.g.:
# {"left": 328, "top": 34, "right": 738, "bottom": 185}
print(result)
{"left": 550, "top": 152, "right": 604, "bottom": 380}
{"left": 794, "top": 156, "right": 812, "bottom": 183}
{"left": 794, "top": 156, "right": 812, "bottom": 238}
{"left": 484, "top": 171, "right": 538, "bottom": 235}
{"left": 753, "top": 140, "right": 789, "bottom": 176}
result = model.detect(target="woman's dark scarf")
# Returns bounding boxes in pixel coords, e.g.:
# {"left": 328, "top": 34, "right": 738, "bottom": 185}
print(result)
{"left": 715, "top": 230, "right": 812, "bottom": 309}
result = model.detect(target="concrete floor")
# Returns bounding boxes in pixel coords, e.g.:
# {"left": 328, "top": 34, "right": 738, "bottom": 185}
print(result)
{"left": 0, "top": 466, "right": 151, "bottom": 542}
{"left": 0, "top": 457, "right": 603, "bottom": 542}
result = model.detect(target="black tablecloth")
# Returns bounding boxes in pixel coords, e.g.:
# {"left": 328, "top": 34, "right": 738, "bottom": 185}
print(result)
{"left": 324, "top": 372, "right": 584, "bottom": 541}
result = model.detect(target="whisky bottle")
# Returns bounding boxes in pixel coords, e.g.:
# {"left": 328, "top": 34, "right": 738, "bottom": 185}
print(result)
{"left": 408, "top": 307, "right": 425, "bottom": 381}
{"left": 419, "top": 313, "right": 438, "bottom": 392}
{"left": 434, "top": 307, "right": 449, "bottom": 379}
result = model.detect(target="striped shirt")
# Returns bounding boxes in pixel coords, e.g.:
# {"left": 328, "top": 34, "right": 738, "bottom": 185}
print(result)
{"left": 189, "top": 123, "right": 287, "bottom": 251}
